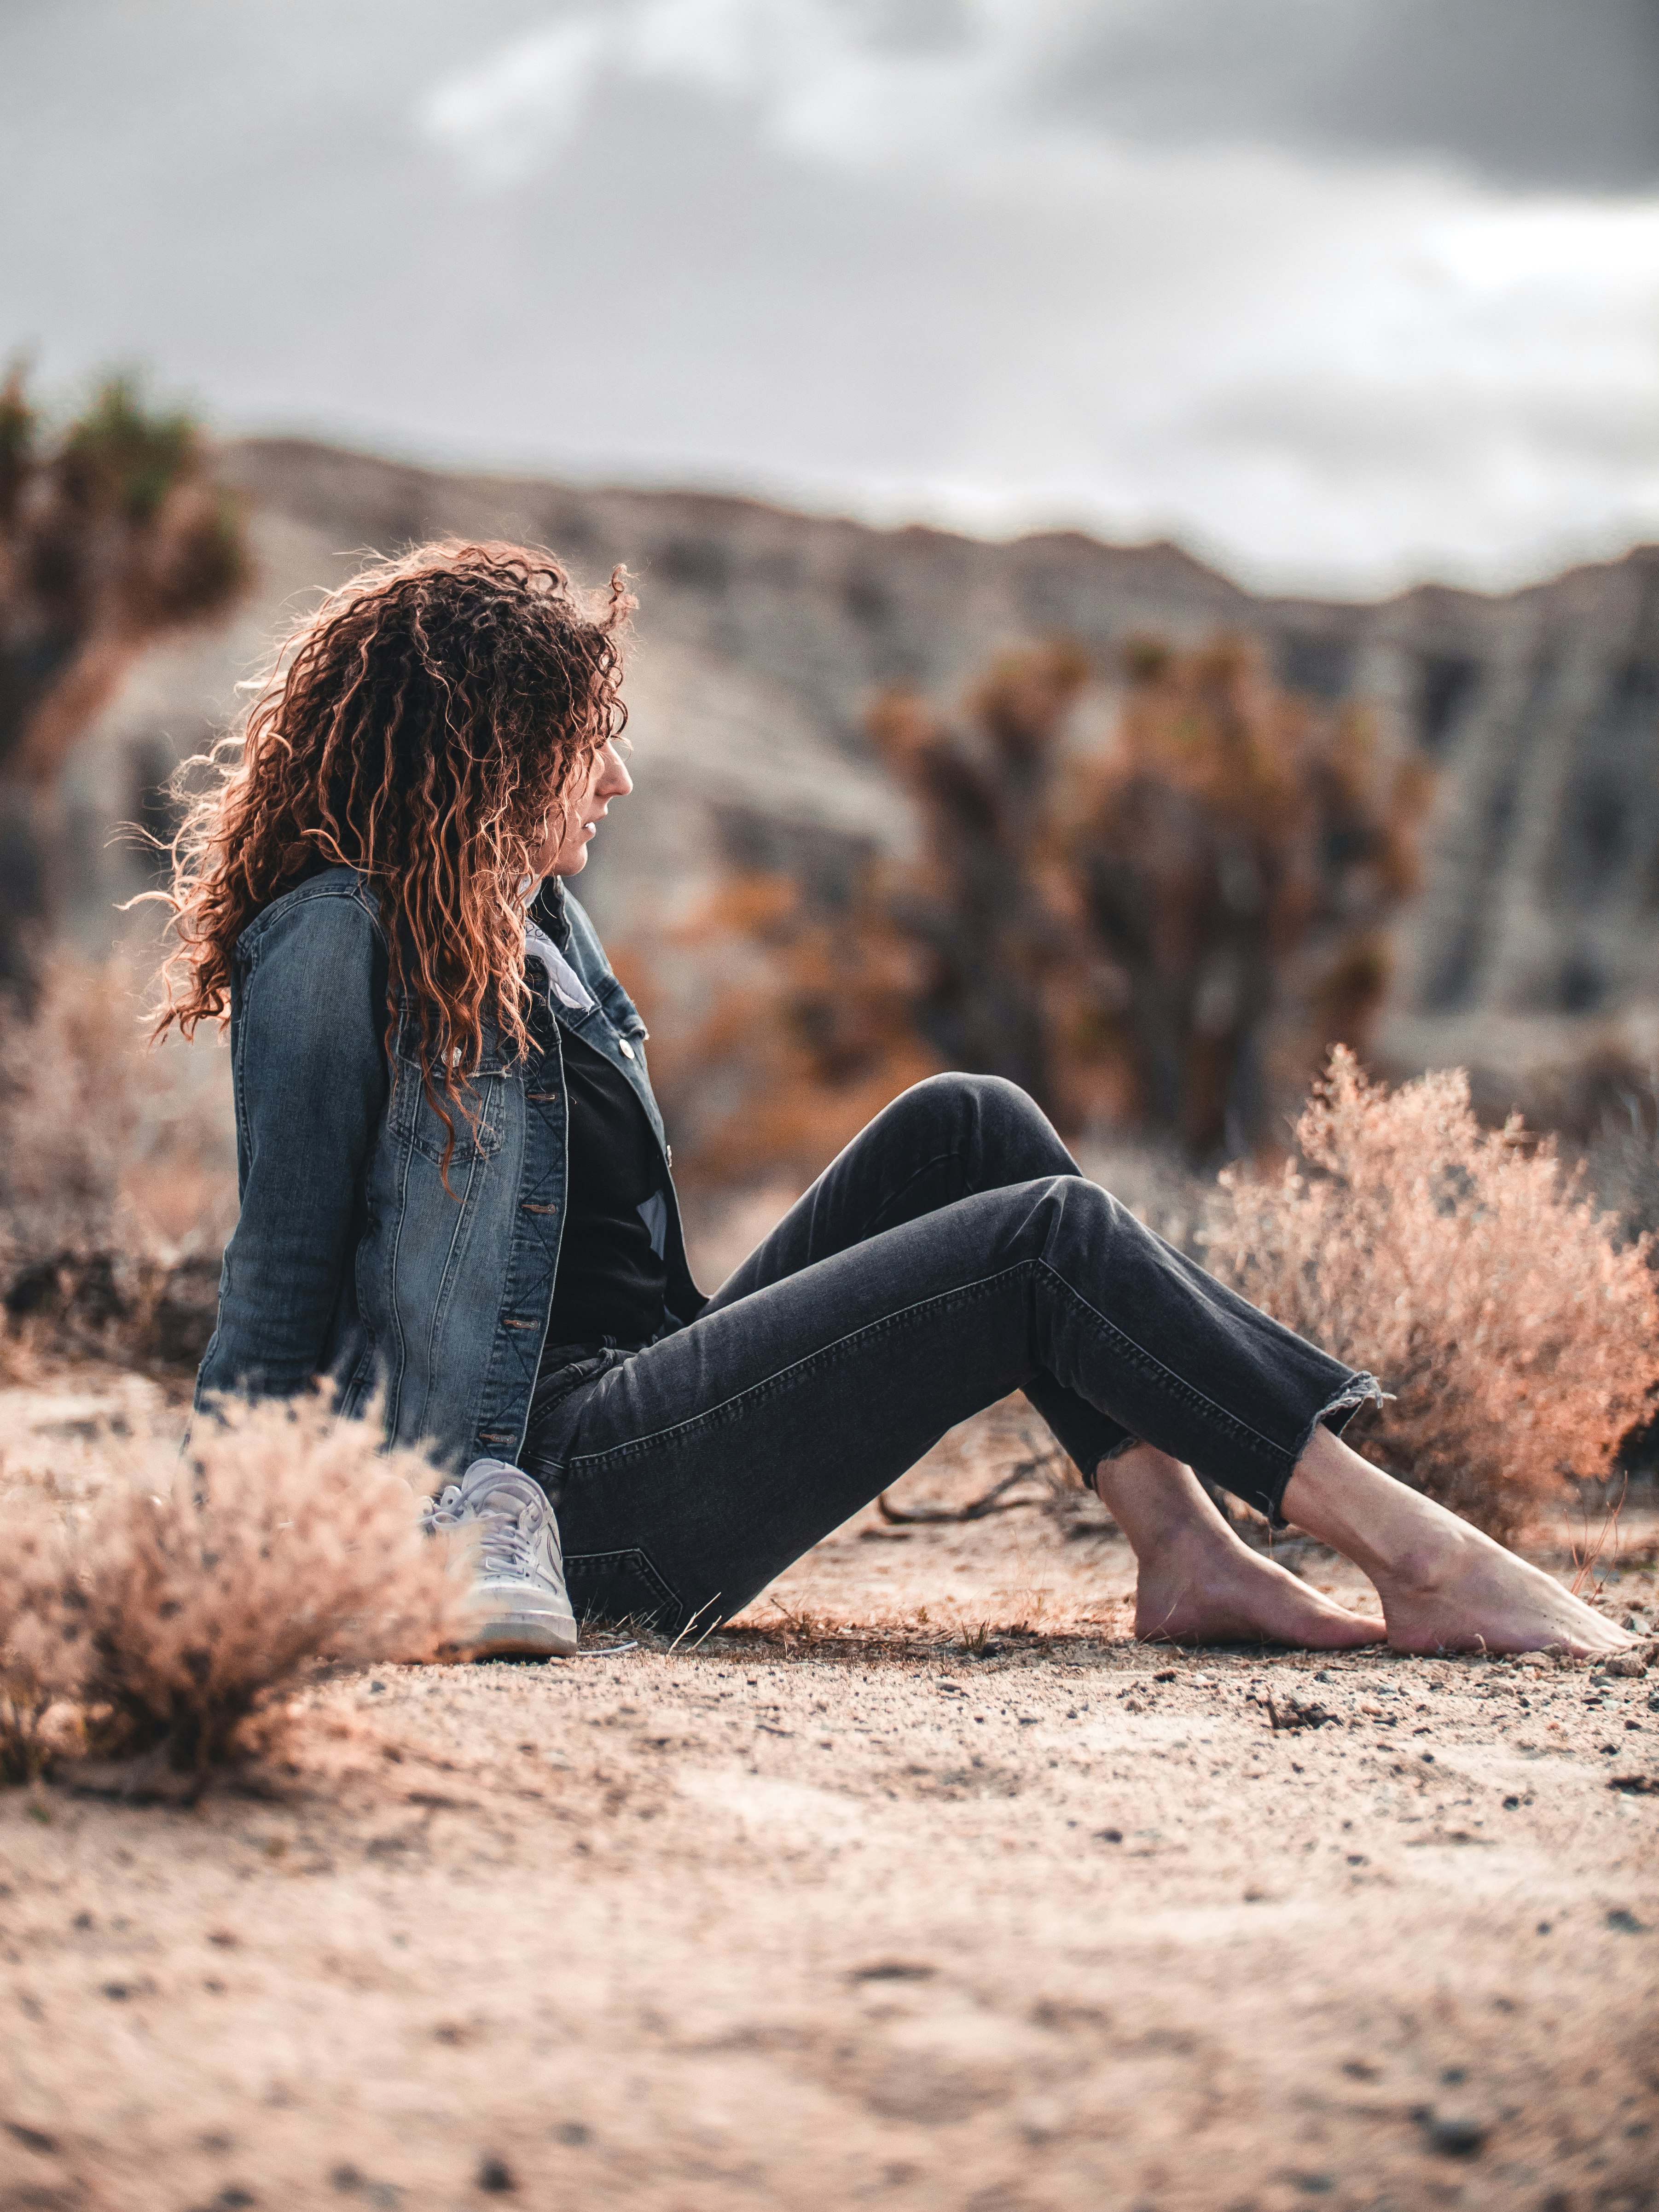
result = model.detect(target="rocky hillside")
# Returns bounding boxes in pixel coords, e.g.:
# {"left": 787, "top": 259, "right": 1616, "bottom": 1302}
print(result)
{"left": 72, "top": 437, "right": 1659, "bottom": 1111}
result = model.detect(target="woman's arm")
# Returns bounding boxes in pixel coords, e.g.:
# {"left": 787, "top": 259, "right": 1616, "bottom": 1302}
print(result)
{"left": 194, "top": 889, "right": 389, "bottom": 1405}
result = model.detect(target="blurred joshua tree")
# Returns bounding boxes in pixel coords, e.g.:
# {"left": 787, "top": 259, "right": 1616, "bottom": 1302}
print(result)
{"left": 867, "top": 635, "right": 1428, "bottom": 1159}
{"left": 0, "top": 369, "right": 245, "bottom": 993}
{"left": 628, "top": 631, "right": 1430, "bottom": 1185}
{"left": 1063, "top": 636, "right": 1431, "bottom": 1157}
{"left": 866, "top": 641, "right": 1090, "bottom": 1116}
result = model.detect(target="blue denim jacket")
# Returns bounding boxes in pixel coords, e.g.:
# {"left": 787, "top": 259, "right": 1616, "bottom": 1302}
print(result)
{"left": 194, "top": 863, "right": 702, "bottom": 1470}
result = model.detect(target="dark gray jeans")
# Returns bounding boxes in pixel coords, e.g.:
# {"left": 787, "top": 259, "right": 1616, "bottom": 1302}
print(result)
{"left": 524, "top": 1074, "right": 1379, "bottom": 1632}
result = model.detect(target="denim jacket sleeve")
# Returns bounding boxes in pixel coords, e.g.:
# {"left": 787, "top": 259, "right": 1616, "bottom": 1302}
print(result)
{"left": 194, "top": 888, "right": 390, "bottom": 1405}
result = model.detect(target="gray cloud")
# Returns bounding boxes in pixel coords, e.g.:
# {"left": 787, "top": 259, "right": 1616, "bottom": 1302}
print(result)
{"left": 0, "top": 0, "right": 1655, "bottom": 595}
{"left": 1049, "top": 0, "right": 1659, "bottom": 193}
{"left": 840, "top": 0, "right": 973, "bottom": 53}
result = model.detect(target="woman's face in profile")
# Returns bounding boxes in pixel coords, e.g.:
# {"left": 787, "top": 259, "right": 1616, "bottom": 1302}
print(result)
{"left": 528, "top": 736, "right": 633, "bottom": 880}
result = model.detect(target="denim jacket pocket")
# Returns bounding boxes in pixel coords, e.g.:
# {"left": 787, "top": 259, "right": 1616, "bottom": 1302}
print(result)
{"left": 387, "top": 1056, "right": 508, "bottom": 1169}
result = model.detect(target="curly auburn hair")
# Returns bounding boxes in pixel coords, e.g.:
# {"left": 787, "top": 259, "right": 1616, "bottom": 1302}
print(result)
{"left": 154, "top": 538, "right": 633, "bottom": 1105}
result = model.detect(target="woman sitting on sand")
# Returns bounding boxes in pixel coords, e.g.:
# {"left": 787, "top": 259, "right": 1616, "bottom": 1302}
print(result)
{"left": 160, "top": 541, "right": 1631, "bottom": 1666}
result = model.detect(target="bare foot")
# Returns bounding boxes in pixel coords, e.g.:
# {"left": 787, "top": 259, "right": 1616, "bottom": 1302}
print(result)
{"left": 1366, "top": 1518, "right": 1635, "bottom": 1658}
{"left": 1134, "top": 1533, "right": 1387, "bottom": 1648}
{"left": 1282, "top": 1426, "right": 1639, "bottom": 1659}
{"left": 1095, "top": 1445, "right": 1384, "bottom": 1650}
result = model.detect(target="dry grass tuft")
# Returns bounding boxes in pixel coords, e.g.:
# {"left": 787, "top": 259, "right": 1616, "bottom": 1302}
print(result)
{"left": 0, "top": 1504, "right": 81, "bottom": 1782}
{"left": 0, "top": 1395, "right": 471, "bottom": 1786}
{"left": 1205, "top": 1048, "right": 1659, "bottom": 1542}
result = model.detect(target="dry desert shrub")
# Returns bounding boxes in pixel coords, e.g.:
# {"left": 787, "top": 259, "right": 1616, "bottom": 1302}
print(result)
{"left": 1, "top": 1395, "right": 471, "bottom": 1783}
{"left": 0, "top": 1505, "right": 83, "bottom": 1782}
{"left": 1203, "top": 1048, "right": 1659, "bottom": 1541}
{"left": 0, "top": 949, "right": 235, "bottom": 1368}
{"left": 75, "top": 1395, "right": 472, "bottom": 1773}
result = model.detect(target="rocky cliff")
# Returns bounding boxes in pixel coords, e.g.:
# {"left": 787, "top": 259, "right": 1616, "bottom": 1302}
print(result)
{"left": 72, "top": 437, "right": 1659, "bottom": 1115}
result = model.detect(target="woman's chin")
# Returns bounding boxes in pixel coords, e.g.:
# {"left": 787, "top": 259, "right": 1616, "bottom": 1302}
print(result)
{"left": 550, "top": 845, "right": 590, "bottom": 878}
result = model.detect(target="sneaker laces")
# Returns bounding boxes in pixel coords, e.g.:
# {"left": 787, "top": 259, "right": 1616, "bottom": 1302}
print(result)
{"left": 474, "top": 1494, "right": 540, "bottom": 1584}
{"left": 424, "top": 1470, "right": 549, "bottom": 1587}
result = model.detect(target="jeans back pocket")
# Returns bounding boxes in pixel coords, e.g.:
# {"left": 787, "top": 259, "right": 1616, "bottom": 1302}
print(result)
{"left": 563, "top": 1547, "right": 680, "bottom": 1631}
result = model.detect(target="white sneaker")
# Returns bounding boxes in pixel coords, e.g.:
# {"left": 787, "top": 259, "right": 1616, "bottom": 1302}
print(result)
{"left": 424, "top": 1459, "right": 578, "bottom": 1658}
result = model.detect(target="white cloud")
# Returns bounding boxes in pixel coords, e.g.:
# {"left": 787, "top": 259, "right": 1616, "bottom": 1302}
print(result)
{"left": 416, "top": 16, "right": 610, "bottom": 189}
{"left": 413, "top": 0, "right": 1075, "bottom": 195}
{"left": 926, "top": 171, "right": 1659, "bottom": 586}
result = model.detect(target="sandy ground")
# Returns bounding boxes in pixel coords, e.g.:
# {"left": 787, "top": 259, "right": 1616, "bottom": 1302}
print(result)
{"left": 2, "top": 1369, "right": 1658, "bottom": 2212}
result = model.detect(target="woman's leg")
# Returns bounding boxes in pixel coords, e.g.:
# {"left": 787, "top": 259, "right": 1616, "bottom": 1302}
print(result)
{"left": 532, "top": 1074, "right": 1628, "bottom": 1655}
{"left": 1094, "top": 1443, "right": 1383, "bottom": 1647}
{"left": 722, "top": 1076, "right": 1630, "bottom": 1656}
{"left": 703, "top": 1074, "right": 1135, "bottom": 1476}
{"left": 1280, "top": 1424, "right": 1636, "bottom": 1657}
{"left": 700, "top": 1073, "right": 1379, "bottom": 1648}
{"left": 528, "top": 1091, "right": 1386, "bottom": 1633}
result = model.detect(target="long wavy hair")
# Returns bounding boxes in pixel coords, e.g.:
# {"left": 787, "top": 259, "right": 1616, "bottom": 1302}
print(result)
{"left": 153, "top": 539, "right": 633, "bottom": 1143}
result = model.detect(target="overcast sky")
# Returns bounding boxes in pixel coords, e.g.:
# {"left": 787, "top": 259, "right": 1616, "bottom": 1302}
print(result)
{"left": 3, "top": 0, "right": 1657, "bottom": 594}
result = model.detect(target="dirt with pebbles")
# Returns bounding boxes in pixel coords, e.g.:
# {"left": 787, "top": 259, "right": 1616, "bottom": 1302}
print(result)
{"left": 1, "top": 1371, "right": 1657, "bottom": 2212}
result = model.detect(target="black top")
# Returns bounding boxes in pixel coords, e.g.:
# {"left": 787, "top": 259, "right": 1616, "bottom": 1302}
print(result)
{"left": 542, "top": 1024, "right": 667, "bottom": 1351}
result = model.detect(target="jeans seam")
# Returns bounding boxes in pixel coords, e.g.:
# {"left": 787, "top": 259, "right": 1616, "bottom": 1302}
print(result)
{"left": 1038, "top": 1263, "right": 1293, "bottom": 1465}
{"left": 561, "top": 1268, "right": 1030, "bottom": 1473}
{"left": 853, "top": 1147, "right": 968, "bottom": 1243}
{"left": 561, "top": 1254, "right": 1296, "bottom": 1477}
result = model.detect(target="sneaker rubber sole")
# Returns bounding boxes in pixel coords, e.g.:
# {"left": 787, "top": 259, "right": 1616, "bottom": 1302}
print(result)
{"left": 462, "top": 1592, "right": 579, "bottom": 1660}
{"left": 464, "top": 1617, "right": 579, "bottom": 1660}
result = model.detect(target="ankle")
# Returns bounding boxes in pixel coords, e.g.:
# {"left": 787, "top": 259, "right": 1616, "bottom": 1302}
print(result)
{"left": 1368, "top": 1510, "right": 1481, "bottom": 1598}
{"left": 1280, "top": 1426, "right": 1478, "bottom": 1586}
{"left": 1097, "top": 1448, "right": 1262, "bottom": 1579}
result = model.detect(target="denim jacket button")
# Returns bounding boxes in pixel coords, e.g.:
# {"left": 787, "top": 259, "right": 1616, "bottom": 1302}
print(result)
{"left": 618, "top": 1039, "right": 636, "bottom": 1060}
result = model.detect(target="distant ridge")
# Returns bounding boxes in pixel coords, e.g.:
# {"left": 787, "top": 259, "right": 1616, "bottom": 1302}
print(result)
{"left": 72, "top": 436, "right": 1659, "bottom": 1111}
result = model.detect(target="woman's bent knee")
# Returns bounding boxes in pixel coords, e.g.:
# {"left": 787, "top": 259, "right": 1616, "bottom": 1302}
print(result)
{"left": 888, "top": 1074, "right": 1072, "bottom": 1190}
{"left": 898, "top": 1070, "right": 1051, "bottom": 1137}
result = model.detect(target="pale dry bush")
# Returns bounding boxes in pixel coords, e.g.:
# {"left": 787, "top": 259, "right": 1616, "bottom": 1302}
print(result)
{"left": 0, "top": 946, "right": 236, "bottom": 1369}
{"left": 0, "top": 1506, "right": 82, "bottom": 1782}
{"left": 0, "top": 1395, "right": 472, "bottom": 1782}
{"left": 1204, "top": 1048, "right": 1659, "bottom": 1542}
{"left": 0, "top": 945, "right": 217, "bottom": 1248}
